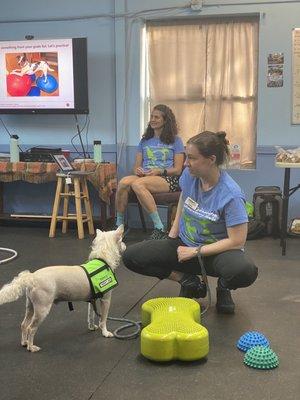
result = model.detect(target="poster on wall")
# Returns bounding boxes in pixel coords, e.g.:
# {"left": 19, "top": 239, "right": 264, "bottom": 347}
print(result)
{"left": 292, "top": 29, "right": 300, "bottom": 124}
{"left": 267, "top": 52, "right": 284, "bottom": 88}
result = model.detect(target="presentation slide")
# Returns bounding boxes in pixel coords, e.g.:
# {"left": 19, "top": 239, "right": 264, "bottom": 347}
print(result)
{"left": 0, "top": 38, "right": 74, "bottom": 110}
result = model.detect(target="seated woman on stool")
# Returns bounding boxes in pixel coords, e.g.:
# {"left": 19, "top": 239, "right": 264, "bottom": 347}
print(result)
{"left": 123, "top": 131, "right": 258, "bottom": 313}
{"left": 115, "top": 104, "right": 185, "bottom": 240}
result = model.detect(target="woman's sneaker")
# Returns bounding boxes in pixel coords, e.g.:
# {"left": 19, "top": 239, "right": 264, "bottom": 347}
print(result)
{"left": 179, "top": 274, "right": 207, "bottom": 299}
{"left": 148, "top": 228, "right": 169, "bottom": 240}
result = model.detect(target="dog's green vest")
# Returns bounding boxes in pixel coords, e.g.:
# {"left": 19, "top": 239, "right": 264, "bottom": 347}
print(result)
{"left": 81, "top": 259, "right": 118, "bottom": 299}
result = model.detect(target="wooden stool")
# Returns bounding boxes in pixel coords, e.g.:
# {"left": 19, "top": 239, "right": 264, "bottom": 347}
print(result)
{"left": 49, "top": 173, "right": 95, "bottom": 239}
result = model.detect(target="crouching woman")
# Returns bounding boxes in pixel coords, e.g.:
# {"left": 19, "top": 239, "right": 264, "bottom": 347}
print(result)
{"left": 122, "top": 131, "right": 258, "bottom": 314}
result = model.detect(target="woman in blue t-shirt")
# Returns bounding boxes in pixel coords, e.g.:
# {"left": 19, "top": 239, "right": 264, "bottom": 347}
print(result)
{"left": 115, "top": 104, "right": 185, "bottom": 240}
{"left": 123, "top": 131, "right": 258, "bottom": 314}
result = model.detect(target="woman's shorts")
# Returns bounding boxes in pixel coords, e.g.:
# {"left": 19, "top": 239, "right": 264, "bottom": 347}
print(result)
{"left": 163, "top": 175, "right": 180, "bottom": 192}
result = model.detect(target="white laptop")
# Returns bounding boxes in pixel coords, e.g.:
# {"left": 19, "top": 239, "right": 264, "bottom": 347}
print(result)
{"left": 52, "top": 154, "right": 92, "bottom": 175}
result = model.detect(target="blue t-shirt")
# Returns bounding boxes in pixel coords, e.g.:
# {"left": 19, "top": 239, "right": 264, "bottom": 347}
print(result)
{"left": 137, "top": 136, "right": 184, "bottom": 171}
{"left": 179, "top": 168, "right": 248, "bottom": 247}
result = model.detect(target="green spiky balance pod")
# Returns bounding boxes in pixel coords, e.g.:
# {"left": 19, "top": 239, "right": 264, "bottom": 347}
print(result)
{"left": 244, "top": 345, "right": 279, "bottom": 369}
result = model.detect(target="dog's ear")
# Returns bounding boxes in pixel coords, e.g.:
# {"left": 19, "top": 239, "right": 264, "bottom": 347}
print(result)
{"left": 115, "top": 224, "right": 124, "bottom": 238}
{"left": 96, "top": 228, "right": 103, "bottom": 236}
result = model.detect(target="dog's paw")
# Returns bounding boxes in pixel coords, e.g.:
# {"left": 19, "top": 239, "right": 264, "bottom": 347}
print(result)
{"left": 21, "top": 340, "right": 28, "bottom": 347}
{"left": 88, "top": 324, "right": 99, "bottom": 331}
{"left": 101, "top": 330, "right": 114, "bottom": 338}
{"left": 27, "top": 345, "right": 41, "bottom": 353}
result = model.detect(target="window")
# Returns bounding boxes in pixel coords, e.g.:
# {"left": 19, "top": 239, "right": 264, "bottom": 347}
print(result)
{"left": 145, "top": 16, "right": 259, "bottom": 169}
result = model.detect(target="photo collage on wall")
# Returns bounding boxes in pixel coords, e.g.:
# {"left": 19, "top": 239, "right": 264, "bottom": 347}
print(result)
{"left": 267, "top": 52, "right": 284, "bottom": 88}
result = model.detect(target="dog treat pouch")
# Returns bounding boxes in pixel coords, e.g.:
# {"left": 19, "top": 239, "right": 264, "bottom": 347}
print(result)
{"left": 81, "top": 259, "right": 118, "bottom": 298}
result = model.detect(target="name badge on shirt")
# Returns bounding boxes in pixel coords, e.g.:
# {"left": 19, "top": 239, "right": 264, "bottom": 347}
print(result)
{"left": 185, "top": 197, "right": 199, "bottom": 211}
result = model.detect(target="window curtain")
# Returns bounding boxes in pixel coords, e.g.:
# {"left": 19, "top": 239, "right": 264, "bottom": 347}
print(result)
{"left": 146, "top": 17, "right": 259, "bottom": 168}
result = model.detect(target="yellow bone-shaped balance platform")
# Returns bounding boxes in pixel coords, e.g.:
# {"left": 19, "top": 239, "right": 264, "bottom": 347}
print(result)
{"left": 141, "top": 297, "right": 209, "bottom": 361}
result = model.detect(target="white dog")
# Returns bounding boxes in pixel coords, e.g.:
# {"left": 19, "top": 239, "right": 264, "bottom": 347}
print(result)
{"left": 0, "top": 225, "right": 125, "bottom": 352}
{"left": 33, "top": 60, "right": 55, "bottom": 82}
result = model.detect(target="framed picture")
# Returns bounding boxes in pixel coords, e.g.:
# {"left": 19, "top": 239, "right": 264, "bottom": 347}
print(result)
{"left": 267, "top": 65, "right": 283, "bottom": 88}
{"left": 268, "top": 52, "right": 284, "bottom": 65}
{"left": 52, "top": 154, "right": 74, "bottom": 172}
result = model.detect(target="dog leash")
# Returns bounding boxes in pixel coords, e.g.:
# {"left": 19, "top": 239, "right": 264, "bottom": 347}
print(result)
{"left": 67, "top": 300, "right": 141, "bottom": 339}
{"left": 197, "top": 252, "right": 211, "bottom": 316}
{"left": 90, "top": 299, "right": 141, "bottom": 340}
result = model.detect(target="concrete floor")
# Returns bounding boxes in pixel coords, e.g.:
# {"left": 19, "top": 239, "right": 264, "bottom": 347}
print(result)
{"left": 0, "top": 225, "right": 299, "bottom": 400}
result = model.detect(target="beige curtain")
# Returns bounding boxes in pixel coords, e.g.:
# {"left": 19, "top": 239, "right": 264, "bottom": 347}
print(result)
{"left": 147, "top": 17, "right": 259, "bottom": 168}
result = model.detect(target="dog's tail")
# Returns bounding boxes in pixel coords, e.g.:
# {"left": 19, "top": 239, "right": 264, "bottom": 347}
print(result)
{"left": 0, "top": 271, "right": 34, "bottom": 305}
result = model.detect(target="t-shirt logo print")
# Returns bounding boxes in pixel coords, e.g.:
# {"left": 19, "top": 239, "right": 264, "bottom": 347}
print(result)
{"left": 199, "top": 218, "right": 217, "bottom": 244}
{"left": 183, "top": 214, "right": 197, "bottom": 242}
{"left": 160, "top": 148, "right": 170, "bottom": 162}
{"left": 145, "top": 146, "right": 156, "bottom": 167}
{"left": 183, "top": 213, "right": 217, "bottom": 245}
{"left": 145, "top": 146, "right": 171, "bottom": 168}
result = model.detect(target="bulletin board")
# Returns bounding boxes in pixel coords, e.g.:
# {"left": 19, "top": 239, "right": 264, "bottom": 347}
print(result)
{"left": 292, "top": 28, "right": 300, "bottom": 124}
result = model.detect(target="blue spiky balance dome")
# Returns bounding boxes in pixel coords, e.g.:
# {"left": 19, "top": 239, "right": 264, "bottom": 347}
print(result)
{"left": 237, "top": 331, "right": 269, "bottom": 352}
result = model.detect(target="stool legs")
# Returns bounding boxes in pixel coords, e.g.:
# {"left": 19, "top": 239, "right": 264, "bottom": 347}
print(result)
{"left": 49, "top": 176, "right": 63, "bottom": 238}
{"left": 82, "top": 178, "right": 95, "bottom": 235}
{"left": 73, "top": 177, "right": 84, "bottom": 239}
{"left": 49, "top": 175, "right": 94, "bottom": 239}
{"left": 62, "top": 180, "right": 70, "bottom": 234}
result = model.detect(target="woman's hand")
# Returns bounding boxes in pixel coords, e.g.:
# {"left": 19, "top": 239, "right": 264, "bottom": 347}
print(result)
{"left": 177, "top": 246, "right": 198, "bottom": 262}
{"left": 135, "top": 167, "right": 145, "bottom": 177}
{"left": 143, "top": 168, "right": 162, "bottom": 176}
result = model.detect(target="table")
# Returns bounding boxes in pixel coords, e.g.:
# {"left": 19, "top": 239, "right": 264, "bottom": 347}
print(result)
{"left": 0, "top": 161, "right": 117, "bottom": 228}
{"left": 276, "top": 162, "right": 300, "bottom": 255}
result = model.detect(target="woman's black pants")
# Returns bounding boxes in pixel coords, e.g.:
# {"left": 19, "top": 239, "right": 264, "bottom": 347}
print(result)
{"left": 122, "top": 238, "right": 258, "bottom": 290}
